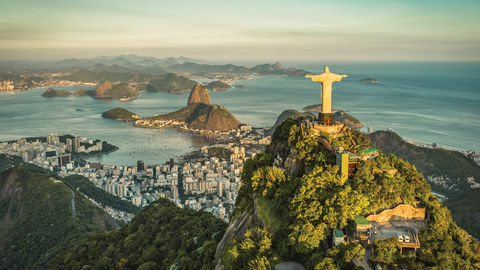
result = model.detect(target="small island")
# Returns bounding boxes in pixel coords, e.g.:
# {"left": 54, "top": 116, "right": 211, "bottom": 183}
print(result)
{"left": 102, "top": 107, "right": 141, "bottom": 121}
{"left": 360, "top": 77, "right": 379, "bottom": 83}
{"left": 72, "top": 89, "right": 93, "bottom": 96}
{"left": 41, "top": 81, "right": 138, "bottom": 101}
{"left": 41, "top": 87, "right": 73, "bottom": 97}
{"left": 204, "top": 80, "right": 231, "bottom": 91}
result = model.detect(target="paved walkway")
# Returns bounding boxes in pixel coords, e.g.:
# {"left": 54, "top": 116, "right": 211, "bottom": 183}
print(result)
{"left": 71, "top": 190, "right": 77, "bottom": 218}
{"left": 354, "top": 249, "right": 373, "bottom": 270}
{"left": 275, "top": 262, "right": 305, "bottom": 270}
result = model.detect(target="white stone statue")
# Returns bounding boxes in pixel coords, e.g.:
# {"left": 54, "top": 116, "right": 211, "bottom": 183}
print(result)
{"left": 306, "top": 66, "right": 347, "bottom": 124}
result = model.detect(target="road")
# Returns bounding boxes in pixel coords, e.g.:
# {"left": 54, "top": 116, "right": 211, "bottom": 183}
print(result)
{"left": 71, "top": 190, "right": 77, "bottom": 218}
{"left": 354, "top": 249, "right": 373, "bottom": 270}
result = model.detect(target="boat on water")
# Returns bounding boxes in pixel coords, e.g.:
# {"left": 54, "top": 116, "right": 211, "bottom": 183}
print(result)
{"left": 120, "top": 95, "right": 138, "bottom": 102}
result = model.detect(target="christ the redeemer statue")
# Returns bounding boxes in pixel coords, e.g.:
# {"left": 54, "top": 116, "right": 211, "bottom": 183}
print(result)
{"left": 306, "top": 66, "right": 347, "bottom": 125}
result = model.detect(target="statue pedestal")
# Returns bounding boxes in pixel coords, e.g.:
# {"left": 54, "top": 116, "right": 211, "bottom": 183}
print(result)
{"left": 310, "top": 122, "right": 345, "bottom": 137}
{"left": 318, "top": 112, "right": 334, "bottom": 125}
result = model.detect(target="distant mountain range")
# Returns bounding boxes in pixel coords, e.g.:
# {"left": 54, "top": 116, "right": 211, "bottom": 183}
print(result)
{"left": 56, "top": 55, "right": 200, "bottom": 69}
{"left": 145, "top": 73, "right": 198, "bottom": 94}
{"left": 166, "top": 61, "right": 310, "bottom": 77}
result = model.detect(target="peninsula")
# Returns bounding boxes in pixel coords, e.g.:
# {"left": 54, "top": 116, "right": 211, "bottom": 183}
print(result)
{"left": 103, "top": 84, "right": 242, "bottom": 137}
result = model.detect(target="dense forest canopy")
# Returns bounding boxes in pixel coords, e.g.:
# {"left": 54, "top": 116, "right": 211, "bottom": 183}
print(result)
{"left": 222, "top": 119, "right": 480, "bottom": 269}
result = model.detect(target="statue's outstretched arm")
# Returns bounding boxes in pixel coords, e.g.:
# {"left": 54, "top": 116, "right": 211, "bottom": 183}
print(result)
{"left": 334, "top": 74, "right": 348, "bottom": 81}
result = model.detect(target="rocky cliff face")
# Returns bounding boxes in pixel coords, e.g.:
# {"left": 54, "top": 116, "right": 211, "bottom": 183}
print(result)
{"left": 187, "top": 84, "right": 212, "bottom": 106}
{"left": 94, "top": 80, "right": 113, "bottom": 97}
{"left": 265, "top": 109, "right": 313, "bottom": 136}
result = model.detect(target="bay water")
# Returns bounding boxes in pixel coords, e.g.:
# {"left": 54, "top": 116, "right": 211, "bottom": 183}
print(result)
{"left": 0, "top": 61, "right": 478, "bottom": 165}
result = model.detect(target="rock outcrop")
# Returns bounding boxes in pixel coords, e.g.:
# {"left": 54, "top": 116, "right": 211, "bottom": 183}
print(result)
{"left": 188, "top": 104, "right": 241, "bottom": 131}
{"left": 94, "top": 81, "right": 137, "bottom": 99}
{"left": 72, "top": 89, "right": 93, "bottom": 96}
{"left": 360, "top": 78, "right": 379, "bottom": 83}
{"left": 205, "top": 81, "right": 231, "bottom": 91}
{"left": 94, "top": 80, "right": 113, "bottom": 97}
{"left": 102, "top": 107, "right": 140, "bottom": 121}
{"left": 266, "top": 109, "right": 313, "bottom": 136}
{"left": 334, "top": 110, "right": 363, "bottom": 129}
{"left": 150, "top": 84, "right": 241, "bottom": 131}
{"left": 152, "top": 103, "right": 241, "bottom": 132}
{"left": 187, "top": 84, "right": 211, "bottom": 106}
{"left": 41, "top": 87, "right": 72, "bottom": 97}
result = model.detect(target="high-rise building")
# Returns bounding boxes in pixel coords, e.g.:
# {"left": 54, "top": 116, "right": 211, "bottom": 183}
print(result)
{"left": 58, "top": 153, "right": 72, "bottom": 167}
{"left": 21, "top": 152, "right": 29, "bottom": 162}
{"left": 368, "top": 127, "right": 373, "bottom": 134}
{"left": 66, "top": 138, "right": 73, "bottom": 152}
{"left": 73, "top": 137, "right": 80, "bottom": 152}
{"left": 137, "top": 160, "right": 145, "bottom": 171}
{"left": 172, "top": 186, "right": 179, "bottom": 200}
{"left": 218, "top": 181, "right": 224, "bottom": 197}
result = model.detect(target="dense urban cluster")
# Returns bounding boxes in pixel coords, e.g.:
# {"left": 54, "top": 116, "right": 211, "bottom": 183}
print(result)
{"left": 0, "top": 77, "right": 95, "bottom": 92}
{"left": 0, "top": 130, "right": 272, "bottom": 222}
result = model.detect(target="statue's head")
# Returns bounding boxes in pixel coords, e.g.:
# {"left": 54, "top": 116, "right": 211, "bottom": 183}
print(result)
{"left": 324, "top": 66, "right": 330, "bottom": 72}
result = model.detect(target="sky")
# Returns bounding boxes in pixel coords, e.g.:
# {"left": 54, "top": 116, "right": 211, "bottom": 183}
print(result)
{"left": 0, "top": 0, "right": 479, "bottom": 61}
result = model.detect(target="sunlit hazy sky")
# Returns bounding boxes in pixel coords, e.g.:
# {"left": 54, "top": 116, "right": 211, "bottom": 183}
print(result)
{"left": 1, "top": 0, "right": 479, "bottom": 61}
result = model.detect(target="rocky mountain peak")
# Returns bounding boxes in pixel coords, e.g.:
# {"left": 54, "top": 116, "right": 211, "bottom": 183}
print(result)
{"left": 187, "top": 83, "right": 211, "bottom": 106}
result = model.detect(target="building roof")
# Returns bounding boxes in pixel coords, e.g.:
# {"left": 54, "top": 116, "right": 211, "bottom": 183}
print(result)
{"left": 359, "top": 148, "right": 379, "bottom": 153}
{"left": 334, "top": 228, "right": 344, "bottom": 238}
{"left": 354, "top": 215, "right": 370, "bottom": 226}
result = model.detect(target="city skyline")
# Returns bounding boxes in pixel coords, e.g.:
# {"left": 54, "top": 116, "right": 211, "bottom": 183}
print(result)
{"left": 1, "top": 0, "right": 479, "bottom": 61}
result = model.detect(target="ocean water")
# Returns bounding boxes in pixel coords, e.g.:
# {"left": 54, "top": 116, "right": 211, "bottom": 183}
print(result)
{"left": 0, "top": 62, "right": 478, "bottom": 165}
